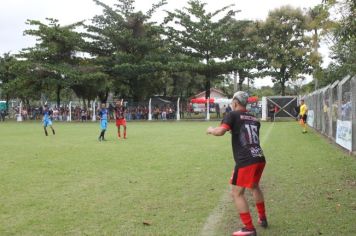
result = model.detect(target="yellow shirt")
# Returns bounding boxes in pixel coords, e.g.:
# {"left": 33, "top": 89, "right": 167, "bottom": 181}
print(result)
{"left": 300, "top": 104, "right": 307, "bottom": 116}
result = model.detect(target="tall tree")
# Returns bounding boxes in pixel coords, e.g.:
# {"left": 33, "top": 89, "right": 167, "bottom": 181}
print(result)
{"left": 20, "top": 18, "right": 83, "bottom": 106}
{"left": 4, "top": 60, "right": 43, "bottom": 105}
{"left": 0, "top": 53, "right": 17, "bottom": 108}
{"left": 84, "top": 0, "right": 168, "bottom": 102}
{"left": 329, "top": 0, "right": 355, "bottom": 76}
{"left": 306, "top": 3, "right": 333, "bottom": 89}
{"left": 227, "top": 20, "right": 264, "bottom": 91}
{"left": 164, "top": 0, "right": 238, "bottom": 98}
{"left": 260, "top": 6, "right": 313, "bottom": 95}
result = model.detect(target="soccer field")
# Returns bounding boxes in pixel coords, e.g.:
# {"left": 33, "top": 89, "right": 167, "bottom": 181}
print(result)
{"left": 0, "top": 121, "right": 355, "bottom": 235}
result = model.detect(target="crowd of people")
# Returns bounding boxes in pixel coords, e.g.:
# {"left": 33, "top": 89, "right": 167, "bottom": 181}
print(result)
{"left": 3, "top": 104, "right": 182, "bottom": 122}
{"left": 1, "top": 101, "right": 264, "bottom": 122}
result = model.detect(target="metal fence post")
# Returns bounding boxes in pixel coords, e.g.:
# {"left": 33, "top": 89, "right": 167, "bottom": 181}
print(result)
{"left": 351, "top": 76, "right": 356, "bottom": 153}
{"left": 148, "top": 98, "right": 152, "bottom": 121}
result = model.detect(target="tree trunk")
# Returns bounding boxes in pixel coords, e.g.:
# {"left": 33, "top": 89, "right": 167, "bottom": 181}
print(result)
{"left": 314, "top": 27, "right": 319, "bottom": 90}
{"left": 233, "top": 71, "right": 238, "bottom": 92}
{"left": 280, "top": 66, "right": 287, "bottom": 96}
{"left": 99, "top": 89, "right": 109, "bottom": 103}
{"left": 205, "top": 78, "right": 211, "bottom": 99}
{"left": 82, "top": 98, "right": 86, "bottom": 109}
{"left": 5, "top": 94, "right": 10, "bottom": 112}
{"left": 281, "top": 81, "right": 285, "bottom": 96}
{"left": 238, "top": 69, "right": 244, "bottom": 91}
{"left": 205, "top": 55, "right": 211, "bottom": 99}
{"left": 56, "top": 85, "right": 61, "bottom": 107}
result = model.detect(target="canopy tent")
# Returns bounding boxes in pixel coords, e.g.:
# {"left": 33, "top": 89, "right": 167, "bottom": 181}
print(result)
{"left": 190, "top": 98, "right": 215, "bottom": 104}
{"left": 191, "top": 96, "right": 259, "bottom": 105}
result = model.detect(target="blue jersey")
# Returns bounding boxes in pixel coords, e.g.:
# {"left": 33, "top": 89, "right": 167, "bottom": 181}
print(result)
{"left": 99, "top": 108, "right": 108, "bottom": 120}
{"left": 43, "top": 109, "right": 52, "bottom": 120}
{"left": 43, "top": 108, "right": 53, "bottom": 127}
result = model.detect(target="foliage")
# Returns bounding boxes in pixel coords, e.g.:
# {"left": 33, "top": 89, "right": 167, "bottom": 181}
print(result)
{"left": 227, "top": 20, "right": 264, "bottom": 91}
{"left": 260, "top": 6, "right": 313, "bottom": 95}
{"left": 0, "top": 53, "right": 17, "bottom": 107}
{"left": 84, "top": 0, "right": 169, "bottom": 102}
{"left": 19, "top": 18, "right": 84, "bottom": 106}
{"left": 306, "top": 3, "right": 334, "bottom": 89}
{"left": 328, "top": 0, "right": 356, "bottom": 76}
{"left": 164, "top": 0, "right": 238, "bottom": 98}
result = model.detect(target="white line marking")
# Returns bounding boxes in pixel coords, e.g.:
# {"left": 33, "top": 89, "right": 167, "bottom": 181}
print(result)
{"left": 200, "top": 123, "right": 275, "bottom": 236}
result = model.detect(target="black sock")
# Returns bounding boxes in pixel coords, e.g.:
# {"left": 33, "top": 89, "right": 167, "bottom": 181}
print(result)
{"left": 99, "top": 130, "right": 105, "bottom": 139}
{"left": 52, "top": 128, "right": 55, "bottom": 135}
{"left": 44, "top": 129, "right": 48, "bottom": 136}
{"left": 102, "top": 130, "right": 106, "bottom": 140}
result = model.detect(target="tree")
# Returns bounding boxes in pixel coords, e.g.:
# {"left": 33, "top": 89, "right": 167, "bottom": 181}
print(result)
{"left": 164, "top": 0, "right": 238, "bottom": 98}
{"left": 4, "top": 60, "right": 44, "bottom": 106}
{"left": 84, "top": 0, "right": 169, "bottom": 102}
{"left": 260, "top": 6, "right": 313, "bottom": 95}
{"left": 306, "top": 3, "right": 333, "bottom": 89}
{"left": 329, "top": 0, "right": 355, "bottom": 76}
{"left": 20, "top": 18, "right": 84, "bottom": 106}
{"left": 71, "top": 59, "right": 110, "bottom": 106}
{"left": 227, "top": 20, "right": 264, "bottom": 91}
{"left": 0, "top": 53, "right": 17, "bottom": 108}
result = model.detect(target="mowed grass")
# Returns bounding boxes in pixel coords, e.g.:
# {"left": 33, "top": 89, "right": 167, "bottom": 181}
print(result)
{"left": 0, "top": 121, "right": 233, "bottom": 236}
{"left": 0, "top": 121, "right": 355, "bottom": 236}
{"left": 215, "top": 122, "right": 356, "bottom": 236}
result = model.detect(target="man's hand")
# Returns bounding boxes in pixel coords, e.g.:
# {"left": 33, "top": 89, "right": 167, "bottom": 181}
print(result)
{"left": 206, "top": 127, "right": 214, "bottom": 135}
{"left": 206, "top": 126, "right": 227, "bottom": 136}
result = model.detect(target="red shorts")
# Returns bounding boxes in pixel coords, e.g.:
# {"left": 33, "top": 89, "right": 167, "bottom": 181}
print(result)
{"left": 116, "top": 119, "right": 126, "bottom": 126}
{"left": 230, "top": 162, "right": 265, "bottom": 188}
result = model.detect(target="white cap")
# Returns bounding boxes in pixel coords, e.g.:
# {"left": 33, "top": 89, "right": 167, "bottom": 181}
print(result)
{"left": 233, "top": 91, "right": 249, "bottom": 106}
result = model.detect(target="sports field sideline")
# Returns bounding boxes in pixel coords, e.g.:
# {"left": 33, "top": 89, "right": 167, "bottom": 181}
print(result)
{"left": 0, "top": 121, "right": 355, "bottom": 235}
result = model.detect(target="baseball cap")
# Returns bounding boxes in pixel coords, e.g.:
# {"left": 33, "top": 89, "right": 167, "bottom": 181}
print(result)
{"left": 233, "top": 91, "right": 249, "bottom": 106}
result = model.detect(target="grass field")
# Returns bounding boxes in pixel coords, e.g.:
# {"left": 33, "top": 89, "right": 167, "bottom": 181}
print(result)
{"left": 0, "top": 121, "right": 355, "bottom": 236}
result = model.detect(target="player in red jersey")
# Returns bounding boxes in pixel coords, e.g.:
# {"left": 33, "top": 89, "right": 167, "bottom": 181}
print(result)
{"left": 114, "top": 100, "right": 127, "bottom": 139}
{"left": 207, "top": 91, "right": 268, "bottom": 236}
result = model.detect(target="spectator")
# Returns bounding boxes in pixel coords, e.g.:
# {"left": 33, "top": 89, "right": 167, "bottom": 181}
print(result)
{"left": 215, "top": 103, "right": 221, "bottom": 118}
{"left": 268, "top": 104, "right": 275, "bottom": 122}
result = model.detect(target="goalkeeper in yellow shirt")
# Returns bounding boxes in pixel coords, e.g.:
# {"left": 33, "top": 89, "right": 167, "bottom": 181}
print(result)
{"left": 299, "top": 99, "right": 308, "bottom": 133}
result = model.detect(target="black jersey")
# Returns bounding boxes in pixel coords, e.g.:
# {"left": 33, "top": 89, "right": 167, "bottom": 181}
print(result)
{"left": 221, "top": 110, "right": 265, "bottom": 168}
{"left": 114, "top": 106, "right": 125, "bottom": 119}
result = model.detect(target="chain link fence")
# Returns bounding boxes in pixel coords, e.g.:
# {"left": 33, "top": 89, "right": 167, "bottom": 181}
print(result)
{"left": 304, "top": 75, "right": 355, "bottom": 153}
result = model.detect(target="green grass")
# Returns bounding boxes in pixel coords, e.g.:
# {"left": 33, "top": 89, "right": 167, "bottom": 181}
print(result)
{"left": 0, "top": 121, "right": 355, "bottom": 235}
{"left": 215, "top": 122, "right": 356, "bottom": 236}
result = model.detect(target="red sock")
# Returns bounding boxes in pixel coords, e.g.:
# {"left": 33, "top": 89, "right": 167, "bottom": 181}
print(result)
{"left": 118, "top": 132, "right": 121, "bottom": 137}
{"left": 124, "top": 130, "right": 126, "bottom": 138}
{"left": 256, "top": 202, "right": 266, "bottom": 220}
{"left": 239, "top": 212, "right": 254, "bottom": 230}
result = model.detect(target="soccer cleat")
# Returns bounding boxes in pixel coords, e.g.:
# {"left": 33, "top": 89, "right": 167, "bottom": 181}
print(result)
{"left": 302, "top": 130, "right": 307, "bottom": 133}
{"left": 232, "top": 228, "right": 257, "bottom": 236}
{"left": 257, "top": 218, "right": 268, "bottom": 228}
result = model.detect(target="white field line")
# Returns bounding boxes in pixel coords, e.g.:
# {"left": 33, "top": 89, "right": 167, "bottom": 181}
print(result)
{"left": 200, "top": 122, "right": 275, "bottom": 236}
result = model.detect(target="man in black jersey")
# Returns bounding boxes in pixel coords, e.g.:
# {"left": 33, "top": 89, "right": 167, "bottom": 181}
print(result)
{"left": 207, "top": 91, "right": 267, "bottom": 236}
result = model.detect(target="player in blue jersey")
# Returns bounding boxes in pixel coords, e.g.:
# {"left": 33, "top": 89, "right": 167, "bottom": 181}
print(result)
{"left": 43, "top": 104, "right": 55, "bottom": 136}
{"left": 98, "top": 103, "right": 109, "bottom": 141}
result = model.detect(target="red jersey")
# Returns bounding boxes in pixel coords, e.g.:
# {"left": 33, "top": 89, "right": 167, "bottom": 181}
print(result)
{"left": 115, "top": 106, "right": 125, "bottom": 120}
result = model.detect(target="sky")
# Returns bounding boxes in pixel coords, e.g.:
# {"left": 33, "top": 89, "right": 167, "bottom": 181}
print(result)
{"left": 0, "top": 0, "right": 328, "bottom": 87}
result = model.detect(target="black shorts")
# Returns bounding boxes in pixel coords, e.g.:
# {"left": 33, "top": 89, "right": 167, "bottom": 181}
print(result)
{"left": 230, "top": 162, "right": 265, "bottom": 188}
{"left": 302, "top": 114, "right": 307, "bottom": 122}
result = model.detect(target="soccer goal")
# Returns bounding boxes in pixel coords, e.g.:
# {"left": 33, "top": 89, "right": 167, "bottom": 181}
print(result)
{"left": 261, "top": 96, "right": 299, "bottom": 121}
